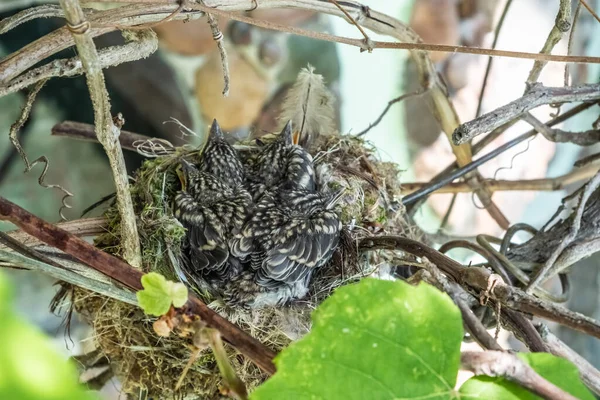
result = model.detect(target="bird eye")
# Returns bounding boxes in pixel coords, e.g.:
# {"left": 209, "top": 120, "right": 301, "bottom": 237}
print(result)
{"left": 255, "top": 138, "right": 265, "bottom": 147}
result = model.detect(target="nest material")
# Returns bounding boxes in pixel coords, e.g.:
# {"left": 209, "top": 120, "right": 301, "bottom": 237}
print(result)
{"left": 76, "top": 133, "right": 419, "bottom": 398}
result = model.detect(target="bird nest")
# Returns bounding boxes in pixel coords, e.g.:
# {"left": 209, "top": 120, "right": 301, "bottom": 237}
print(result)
{"left": 74, "top": 73, "right": 420, "bottom": 399}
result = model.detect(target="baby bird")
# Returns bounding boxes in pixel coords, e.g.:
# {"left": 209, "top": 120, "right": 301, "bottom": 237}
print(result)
{"left": 198, "top": 119, "right": 245, "bottom": 188}
{"left": 231, "top": 186, "right": 344, "bottom": 305}
{"left": 174, "top": 160, "right": 252, "bottom": 284}
{"left": 246, "top": 121, "right": 316, "bottom": 200}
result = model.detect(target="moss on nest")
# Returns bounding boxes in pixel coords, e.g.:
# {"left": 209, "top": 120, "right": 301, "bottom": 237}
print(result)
{"left": 76, "top": 133, "right": 420, "bottom": 398}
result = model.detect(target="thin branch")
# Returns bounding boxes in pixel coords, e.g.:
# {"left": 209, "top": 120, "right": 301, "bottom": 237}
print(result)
{"left": 3, "top": 217, "right": 108, "bottom": 249}
{"left": 564, "top": 1, "right": 582, "bottom": 86}
{"left": 52, "top": 120, "right": 166, "bottom": 153}
{"left": 580, "top": 0, "right": 600, "bottom": 24}
{"left": 355, "top": 89, "right": 425, "bottom": 137}
{"left": 205, "top": 12, "right": 230, "bottom": 96}
{"left": 405, "top": 102, "right": 597, "bottom": 206}
{"left": 536, "top": 323, "right": 600, "bottom": 396}
{"left": 0, "top": 29, "right": 158, "bottom": 97}
{"left": 461, "top": 351, "right": 579, "bottom": 400}
{"left": 476, "top": 0, "right": 513, "bottom": 118}
{"left": 526, "top": 0, "right": 571, "bottom": 84}
{"left": 526, "top": 170, "right": 600, "bottom": 293}
{"left": 524, "top": 113, "right": 600, "bottom": 145}
{"left": 401, "top": 162, "right": 599, "bottom": 194}
{"left": 59, "top": 0, "right": 141, "bottom": 268}
{"left": 328, "top": 0, "right": 372, "bottom": 51}
{"left": 0, "top": 196, "right": 277, "bottom": 375}
{"left": 421, "top": 260, "right": 502, "bottom": 351}
{"left": 453, "top": 83, "right": 600, "bottom": 144}
{"left": 0, "top": 4, "right": 64, "bottom": 34}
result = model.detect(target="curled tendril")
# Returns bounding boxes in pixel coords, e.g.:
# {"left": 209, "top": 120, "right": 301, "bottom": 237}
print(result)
{"left": 471, "top": 135, "right": 536, "bottom": 210}
{"left": 9, "top": 78, "right": 73, "bottom": 221}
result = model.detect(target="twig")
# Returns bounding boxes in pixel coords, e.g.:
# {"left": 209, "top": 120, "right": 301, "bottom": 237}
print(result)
{"left": 526, "top": 170, "right": 600, "bottom": 293}
{"left": 461, "top": 351, "right": 579, "bottom": 400}
{"left": 536, "top": 323, "right": 600, "bottom": 396}
{"left": 405, "top": 102, "right": 597, "bottom": 206}
{"left": 59, "top": 0, "right": 141, "bottom": 268}
{"left": 580, "top": 0, "right": 600, "bottom": 24}
{"left": 0, "top": 248, "right": 137, "bottom": 306}
{"left": 420, "top": 260, "right": 502, "bottom": 351}
{"left": 355, "top": 89, "right": 425, "bottom": 137}
{"left": 401, "top": 162, "right": 599, "bottom": 194}
{"left": 328, "top": 0, "right": 372, "bottom": 52}
{"left": 526, "top": 0, "right": 571, "bottom": 84}
{"left": 453, "top": 83, "right": 600, "bottom": 144}
{"left": 476, "top": 0, "right": 513, "bottom": 118}
{"left": 565, "top": 2, "right": 582, "bottom": 86}
{"left": 0, "top": 29, "right": 158, "bottom": 97}
{"left": 0, "top": 4, "right": 64, "bottom": 34}
{"left": 52, "top": 120, "right": 165, "bottom": 152}
{"left": 524, "top": 113, "right": 600, "bottom": 145}
{"left": 205, "top": 12, "right": 230, "bottom": 96}
{"left": 4, "top": 217, "right": 108, "bottom": 249}
{"left": 0, "top": 196, "right": 277, "bottom": 375}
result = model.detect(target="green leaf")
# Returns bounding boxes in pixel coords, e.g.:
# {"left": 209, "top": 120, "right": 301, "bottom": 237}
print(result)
{"left": 0, "top": 271, "right": 97, "bottom": 400}
{"left": 136, "top": 272, "right": 188, "bottom": 316}
{"left": 459, "top": 353, "right": 594, "bottom": 400}
{"left": 251, "top": 278, "right": 463, "bottom": 400}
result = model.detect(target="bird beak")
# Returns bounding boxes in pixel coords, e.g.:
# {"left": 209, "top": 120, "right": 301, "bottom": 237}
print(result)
{"left": 281, "top": 121, "right": 293, "bottom": 145}
{"left": 292, "top": 130, "right": 300, "bottom": 145}
{"left": 326, "top": 187, "right": 346, "bottom": 210}
{"left": 210, "top": 119, "right": 224, "bottom": 140}
{"left": 177, "top": 159, "right": 196, "bottom": 190}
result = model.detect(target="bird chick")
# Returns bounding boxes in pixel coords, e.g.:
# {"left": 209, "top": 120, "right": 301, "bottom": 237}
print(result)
{"left": 174, "top": 159, "right": 252, "bottom": 285}
{"left": 231, "top": 187, "right": 344, "bottom": 306}
{"left": 197, "top": 119, "right": 245, "bottom": 187}
{"left": 246, "top": 121, "right": 316, "bottom": 200}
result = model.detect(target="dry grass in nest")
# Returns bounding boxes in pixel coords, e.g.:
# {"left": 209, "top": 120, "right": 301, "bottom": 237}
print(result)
{"left": 78, "top": 133, "right": 420, "bottom": 398}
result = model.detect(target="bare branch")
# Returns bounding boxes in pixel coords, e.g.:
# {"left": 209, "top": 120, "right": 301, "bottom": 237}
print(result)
{"left": 461, "top": 351, "right": 578, "bottom": 400}
{"left": 526, "top": 171, "right": 600, "bottom": 293}
{"left": 526, "top": 0, "right": 571, "bottom": 83}
{"left": 0, "top": 196, "right": 277, "bottom": 375}
{"left": 536, "top": 324, "right": 600, "bottom": 396}
{"left": 0, "top": 29, "right": 158, "bottom": 97}
{"left": 59, "top": 0, "right": 141, "bottom": 267}
{"left": 453, "top": 83, "right": 600, "bottom": 145}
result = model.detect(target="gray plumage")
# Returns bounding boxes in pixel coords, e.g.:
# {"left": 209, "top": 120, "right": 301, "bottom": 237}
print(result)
{"left": 246, "top": 121, "right": 316, "bottom": 200}
{"left": 198, "top": 119, "right": 245, "bottom": 187}
{"left": 174, "top": 160, "right": 251, "bottom": 282}
{"left": 231, "top": 187, "right": 342, "bottom": 292}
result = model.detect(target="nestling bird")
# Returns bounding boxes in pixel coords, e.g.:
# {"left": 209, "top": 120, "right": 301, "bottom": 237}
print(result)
{"left": 173, "top": 159, "right": 252, "bottom": 285}
{"left": 197, "top": 119, "right": 245, "bottom": 187}
{"left": 246, "top": 121, "right": 316, "bottom": 200}
{"left": 231, "top": 186, "right": 344, "bottom": 304}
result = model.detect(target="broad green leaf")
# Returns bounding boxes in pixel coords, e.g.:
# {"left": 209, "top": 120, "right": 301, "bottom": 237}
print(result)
{"left": 136, "top": 272, "right": 188, "bottom": 316}
{"left": 0, "top": 271, "right": 96, "bottom": 400}
{"left": 169, "top": 281, "right": 188, "bottom": 308}
{"left": 251, "top": 278, "right": 463, "bottom": 400}
{"left": 459, "top": 353, "right": 594, "bottom": 400}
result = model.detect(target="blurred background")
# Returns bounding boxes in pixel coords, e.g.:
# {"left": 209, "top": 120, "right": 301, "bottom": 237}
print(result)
{"left": 0, "top": 0, "right": 599, "bottom": 397}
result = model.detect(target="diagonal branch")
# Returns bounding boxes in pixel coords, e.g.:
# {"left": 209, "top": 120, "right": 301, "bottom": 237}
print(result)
{"left": 0, "top": 196, "right": 277, "bottom": 375}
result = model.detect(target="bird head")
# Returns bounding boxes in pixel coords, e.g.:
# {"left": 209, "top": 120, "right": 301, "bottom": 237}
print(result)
{"left": 279, "top": 120, "right": 300, "bottom": 146}
{"left": 209, "top": 119, "right": 225, "bottom": 141}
